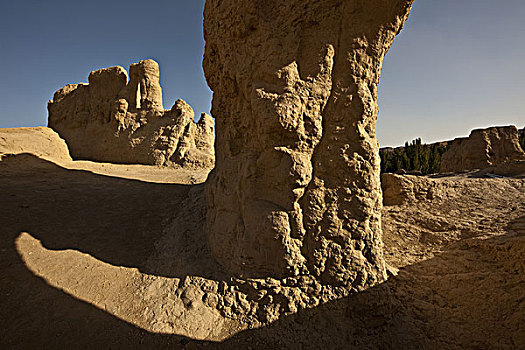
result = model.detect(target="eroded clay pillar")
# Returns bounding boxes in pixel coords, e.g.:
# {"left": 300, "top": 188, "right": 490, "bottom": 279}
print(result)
{"left": 126, "top": 59, "right": 163, "bottom": 111}
{"left": 204, "top": 0, "right": 413, "bottom": 290}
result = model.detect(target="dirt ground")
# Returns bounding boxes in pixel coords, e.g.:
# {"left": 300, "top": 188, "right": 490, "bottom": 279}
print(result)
{"left": 1, "top": 130, "right": 524, "bottom": 349}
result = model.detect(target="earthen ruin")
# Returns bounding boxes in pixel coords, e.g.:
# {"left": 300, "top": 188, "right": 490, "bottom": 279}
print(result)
{"left": 204, "top": 0, "right": 414, "bottom": 295}
{"left": 440, "top": 125, "right": 525, "bottom": 173}
{"left": 48, "top": 59, "right": 214, "bottom": 168}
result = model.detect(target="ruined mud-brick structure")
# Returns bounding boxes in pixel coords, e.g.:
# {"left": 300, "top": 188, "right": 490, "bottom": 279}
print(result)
{"left": 204, "top": 0, "right": 414, "bottom": 292}
{"left": 48, "top": 59, "right": 214, "bottom": 168}
{"left": 441, "top": 125, "right": 525, "bottom": 173}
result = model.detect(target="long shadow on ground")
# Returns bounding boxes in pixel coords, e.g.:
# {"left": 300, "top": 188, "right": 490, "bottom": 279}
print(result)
{"left": 0, "top": 153, "right": 195, "bottom": 278}
{"left": 1, "top": 154, "right": 523, "bottom": 349}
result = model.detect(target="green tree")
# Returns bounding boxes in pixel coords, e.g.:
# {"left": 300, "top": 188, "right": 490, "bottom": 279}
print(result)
{"left": 379, "top": 137, "right": 449, "bottom": 175}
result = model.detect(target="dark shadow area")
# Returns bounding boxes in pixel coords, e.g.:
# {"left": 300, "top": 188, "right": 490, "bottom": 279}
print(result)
{"left": 222, "top": 230, "right": 524, "bottom": 349}
{"left": 1, "top": 154, "right": 523, "bottom": 349}
{"left": 507, "top": 214, "right": 525, "bottom": 236}
{"left": 0, "top": 251, "right": 194, "bottom": 349}
{"left": 0, "top": 153, "right": 203, "bottom": 279}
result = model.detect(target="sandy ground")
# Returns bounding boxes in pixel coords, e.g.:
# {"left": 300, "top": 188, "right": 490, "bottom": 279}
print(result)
{"left": 1, "top": 128, "right": 524, "bottom": 349}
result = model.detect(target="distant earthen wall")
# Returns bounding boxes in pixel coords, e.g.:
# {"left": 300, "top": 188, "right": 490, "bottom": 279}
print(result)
{"left": 48, "top": 59, "right": 214, "bottom": 168}
{"left": 441, "top": 126, "right": 525, "bottom": 173}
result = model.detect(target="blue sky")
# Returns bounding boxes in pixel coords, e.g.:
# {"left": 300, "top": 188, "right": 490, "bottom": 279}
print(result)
{"left": 379, "top": 0, "right": 525, "bottom": 146}
{"left": 1, "top": 0, "right": 524, "bottom": 147}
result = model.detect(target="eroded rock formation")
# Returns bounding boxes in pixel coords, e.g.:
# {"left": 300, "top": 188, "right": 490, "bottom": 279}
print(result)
{"left": 441, "top": 125, "right": 525, "bottom": 173}
{"left": 204, "top": 0, "right": 414, "bottom": 293}
{"left": 48, "top": 59, "right": 214, "bottom": 168}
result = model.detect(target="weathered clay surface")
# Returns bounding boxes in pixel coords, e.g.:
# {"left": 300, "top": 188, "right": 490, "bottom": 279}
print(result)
{"left": 0, "top": 127, "right": 72, "bottom": 165}
{"left": 381, "top": 173, "right": 438, "bottom": 206}
{"left": 204, "top": 0, "right": 414, "bottom": 293}
{"left": 441, "top": 125, "right": 525, "bottom": 173}
{"left": 48, "top": 59, "right": 214, "bottom": 168}
{"left": 2, "top": 142, "right": 525, "bottom": 346}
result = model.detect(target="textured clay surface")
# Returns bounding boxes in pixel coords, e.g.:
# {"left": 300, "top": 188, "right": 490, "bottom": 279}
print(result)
{"left": 441, "top": 125, "right": 525, "bottom": 173}
{"left": 1, "top": 144, "right": 524, "bottom": 348}
{"left": 48, "top": 59, "right": 214, "bottom": 169}
{"left": 0, "top": 127, "right": 72, "bottom": 165}
{"left": 203, "top": 0, "right": 414, "bottom": 293}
